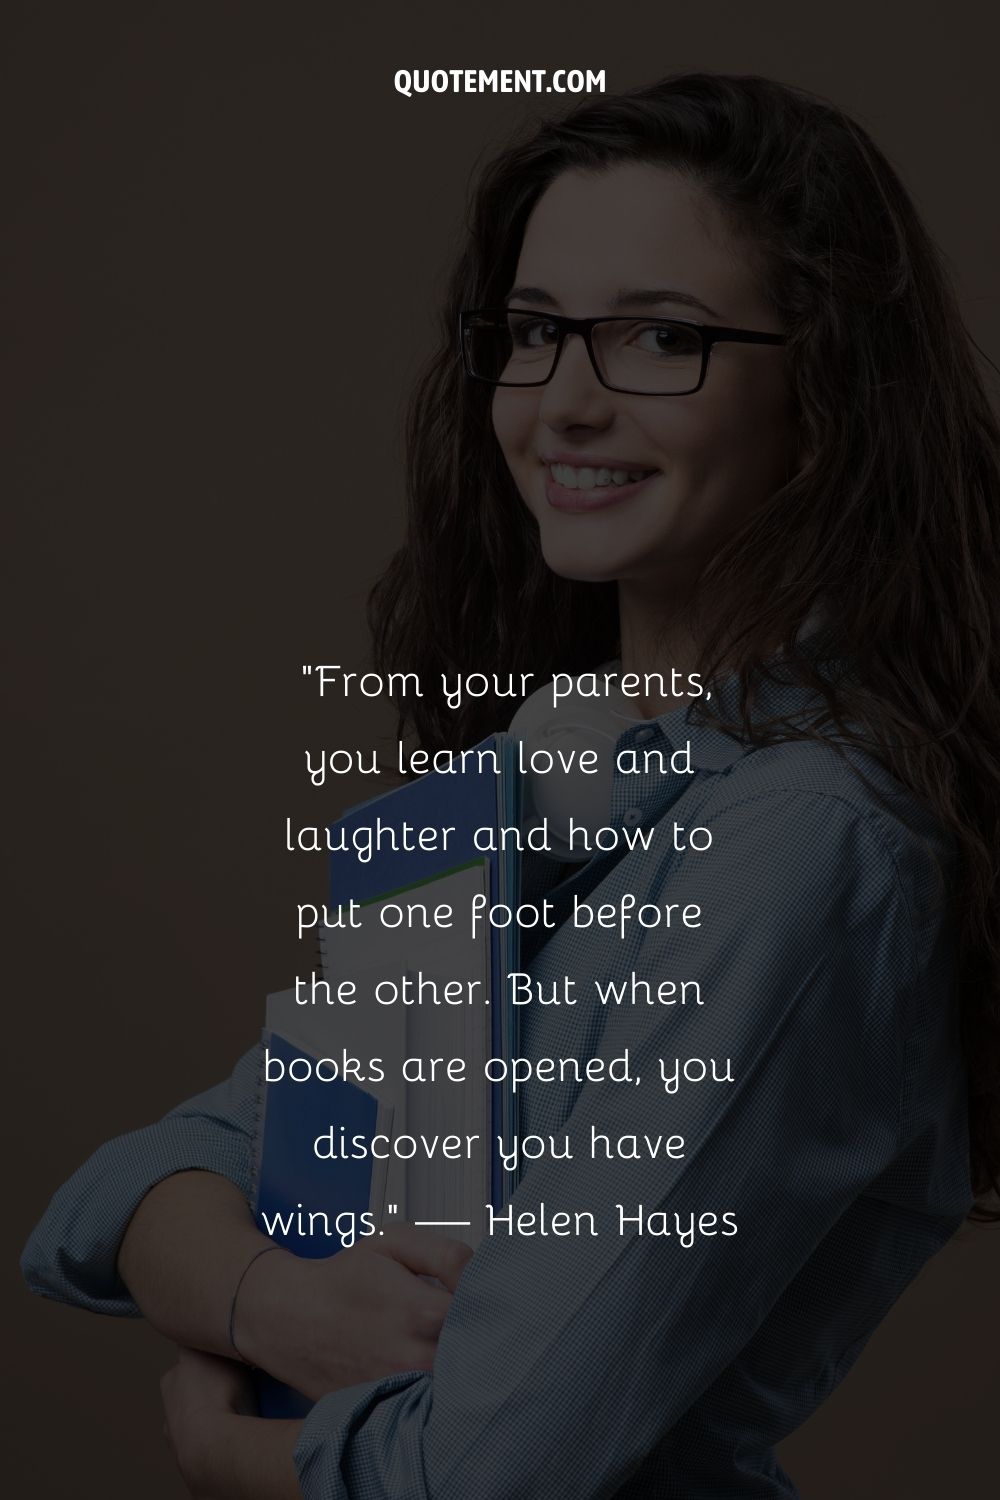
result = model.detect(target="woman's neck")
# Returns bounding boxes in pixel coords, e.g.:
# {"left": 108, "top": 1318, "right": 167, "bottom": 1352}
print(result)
{"left": 617, "top": 580, "right": 711, "bottom": 720}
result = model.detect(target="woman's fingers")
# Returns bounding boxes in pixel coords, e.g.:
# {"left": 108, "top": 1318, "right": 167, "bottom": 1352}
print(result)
{"left": 409, "top": 1278, "right": 453, "bottom": 1338}
{"left": 369, "top": 1224, "right": 473, "bottom": 1291}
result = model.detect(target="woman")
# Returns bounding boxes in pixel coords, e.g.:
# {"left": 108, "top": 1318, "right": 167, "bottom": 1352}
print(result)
{"left": 22, "top": 73, "right": 1000, "bottom": 1498}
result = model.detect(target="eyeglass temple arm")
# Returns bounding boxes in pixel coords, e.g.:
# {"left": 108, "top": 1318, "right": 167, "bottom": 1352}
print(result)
{"left": 704, "top": 327, "right": 787, "bottom": 347}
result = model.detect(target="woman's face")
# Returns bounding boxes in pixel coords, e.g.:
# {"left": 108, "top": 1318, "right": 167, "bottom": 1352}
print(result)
{"left": 491, "top": 164, "right": 793, "bottom": 589}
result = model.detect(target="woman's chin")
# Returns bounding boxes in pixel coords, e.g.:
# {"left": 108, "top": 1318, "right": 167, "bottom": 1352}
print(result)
{"left": 537, "top": 542, "right": 627, "bottom": 584}
{"left": 531, "top": 493, "right": 683, "bottom": 586}
{"left": 536, "top": 525, "right": 665, "bottom": 584}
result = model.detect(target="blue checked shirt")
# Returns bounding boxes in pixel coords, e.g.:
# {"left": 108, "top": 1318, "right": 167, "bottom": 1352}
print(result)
{"left": 22, "top": 670, "right": 973, "bottom": 1498}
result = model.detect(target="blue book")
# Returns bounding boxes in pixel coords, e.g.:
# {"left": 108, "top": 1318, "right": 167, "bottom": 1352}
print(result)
{"left": 251, "top": 1032, "right": 391, "bottom": 1417}
{"left": 251, "top": 737, "right": 521, "bottom": 1416}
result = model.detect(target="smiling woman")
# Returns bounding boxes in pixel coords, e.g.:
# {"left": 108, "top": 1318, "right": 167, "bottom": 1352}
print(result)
{"left": 21, "top": 69, "right": 1000, "bottom": 1500}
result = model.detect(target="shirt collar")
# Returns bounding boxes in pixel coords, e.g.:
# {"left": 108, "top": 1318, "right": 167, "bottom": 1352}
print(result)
{"left": 618, "top": 648, "right": 852, "bottom": 776}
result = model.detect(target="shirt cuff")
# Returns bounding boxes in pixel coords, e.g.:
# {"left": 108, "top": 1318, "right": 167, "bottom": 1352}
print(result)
{"left": 21, "top": 1115, "right": 253, "bottom": 1316}
{"left": 294, "top": 1371, "right": 431, "bottom": 1500}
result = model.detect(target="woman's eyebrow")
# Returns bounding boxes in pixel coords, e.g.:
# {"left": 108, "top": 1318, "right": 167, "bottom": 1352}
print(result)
{"left": 505, "top": 285, "right": 559, "bottom": 306}
{"left": 612, "top": 287, "right": 721, "bottom": 318}
{"left": 503, "top": 285, "right": 722, "bottom": 318}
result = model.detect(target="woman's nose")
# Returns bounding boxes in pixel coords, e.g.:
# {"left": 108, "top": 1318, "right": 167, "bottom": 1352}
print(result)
{"left": 538, "top": 333, "right": 615, "bottom": 432}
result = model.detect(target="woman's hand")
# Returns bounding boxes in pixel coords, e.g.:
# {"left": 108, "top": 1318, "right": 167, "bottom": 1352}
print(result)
{"left": 236, "top": 1224, "right": 473, "bottom": 1401}
{"left": 161, "top": 1348, "right": 301, "bottom": 1499}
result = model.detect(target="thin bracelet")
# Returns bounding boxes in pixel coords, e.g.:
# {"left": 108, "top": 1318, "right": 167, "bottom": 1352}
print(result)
{"left": 228, "top": 1244, "right": 282, "bottom": 1366}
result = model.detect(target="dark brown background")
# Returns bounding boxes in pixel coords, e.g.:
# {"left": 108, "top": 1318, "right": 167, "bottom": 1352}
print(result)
{"left": 6, "top": 2, "right": 998, "bottom": 1495}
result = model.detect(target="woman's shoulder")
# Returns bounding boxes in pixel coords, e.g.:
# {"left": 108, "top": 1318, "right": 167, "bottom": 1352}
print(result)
{"left": 710, "top": 728, "right": 942, "bottom": 845}
{"left": 695, "top": 730, "right": 953, "bottom": 943}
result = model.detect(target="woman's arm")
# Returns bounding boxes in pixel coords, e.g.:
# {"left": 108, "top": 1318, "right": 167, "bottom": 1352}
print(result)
{"left": 121, "top": 1172, "right": 469, "bottom": 1396}
{"left": 22, "top": 1042, "right": 471, "bottom": 1396}
{"left": 117, "top": 1168, "right": 272, "bottom": 1358}
{"left": 21, "top": 1043, "right": 262, "bottom": 1315}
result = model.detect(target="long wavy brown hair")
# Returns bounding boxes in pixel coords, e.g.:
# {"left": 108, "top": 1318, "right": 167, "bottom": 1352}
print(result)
{"left": 370, "top": 73, "right": 1000, "bottom": 1217}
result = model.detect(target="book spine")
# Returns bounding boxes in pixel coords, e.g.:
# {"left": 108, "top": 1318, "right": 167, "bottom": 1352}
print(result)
{"left": 248, "top": 1027, "right": 269, "bottom": 1219}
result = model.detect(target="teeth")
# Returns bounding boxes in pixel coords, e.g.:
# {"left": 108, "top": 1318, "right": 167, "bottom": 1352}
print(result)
{"left": 549, "top": 463, "right": 651, "bottom": 490}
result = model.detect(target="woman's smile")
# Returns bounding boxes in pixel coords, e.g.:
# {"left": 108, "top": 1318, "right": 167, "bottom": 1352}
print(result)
{"left": 541, "top": 452, "right": 660, "bottom": 512}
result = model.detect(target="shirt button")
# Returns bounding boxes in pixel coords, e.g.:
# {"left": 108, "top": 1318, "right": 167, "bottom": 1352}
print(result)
{"left": 623, "top": 808, "right": 642, "bottom": 827}
{"left": 634, "top": 726, "right": 655, "bottom": 744}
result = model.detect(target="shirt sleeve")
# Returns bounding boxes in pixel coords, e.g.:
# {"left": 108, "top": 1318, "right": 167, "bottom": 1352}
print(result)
{"left": 293, "top": 789, "right": 925, "bottom": 1500}
{"left": 20, "top": 1042, "right": 261, "bottom": 1316}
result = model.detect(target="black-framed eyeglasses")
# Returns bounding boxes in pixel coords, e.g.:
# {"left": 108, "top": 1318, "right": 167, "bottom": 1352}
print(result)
{"left": 460, "top": 307, "right": 787, "bottom": 396}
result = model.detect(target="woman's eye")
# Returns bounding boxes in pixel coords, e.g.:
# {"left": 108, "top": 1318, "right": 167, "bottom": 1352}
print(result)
{"left": 631, "top": 323, "right": 700, "bottom": 357}
{"left": 509, "top": 317, "right": 559, "bottom": 348}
